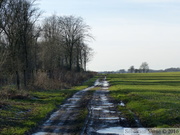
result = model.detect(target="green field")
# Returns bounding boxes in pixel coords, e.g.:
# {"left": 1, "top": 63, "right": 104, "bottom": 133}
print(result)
{"left": 108, "top": 72, "right": 180, "bottom": 128}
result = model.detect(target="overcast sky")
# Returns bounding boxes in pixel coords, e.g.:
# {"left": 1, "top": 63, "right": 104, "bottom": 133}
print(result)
{"left": 38, "top": 0, "right": 180, "bottom": 71}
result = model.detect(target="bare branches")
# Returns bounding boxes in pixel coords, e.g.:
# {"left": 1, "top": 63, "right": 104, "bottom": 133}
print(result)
{"left": 0, "top": 1, "right": 94, "bottom": 89}
{"left": 0, "top": 0, "right": 41, "bottom": 88}
{"left": 40, "top": 15, "right": 94, "bottom": 71}
{"left": 57, "top": 15, "right": 93, "bottom": 70}
{"left": 140, "top": 62, "right": 149, "bottom": 73}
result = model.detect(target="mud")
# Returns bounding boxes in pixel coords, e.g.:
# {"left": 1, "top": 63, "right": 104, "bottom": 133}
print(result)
{"left": 82, "top": 82, "right": 129, "bottom": 135}
{"left": 32, "top": 79, "right": 146, "bottom": 135}
{"left": 32, "top": 87, "right": 94, "bottom": 135}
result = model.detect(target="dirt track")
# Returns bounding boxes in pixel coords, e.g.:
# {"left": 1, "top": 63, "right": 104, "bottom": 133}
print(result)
{"left": 32, "top": 86, "right": 94, "bottom": 135}
{"left": 82, "top": 88, "right": 129, "bottom": 135}
{"left": 32, "top": 79, "right": 144, "bottom": 135}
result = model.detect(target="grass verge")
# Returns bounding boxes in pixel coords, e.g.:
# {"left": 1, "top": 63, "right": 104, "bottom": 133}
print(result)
{"left": 0, "top": 77, "right": 96, "bottom": 135}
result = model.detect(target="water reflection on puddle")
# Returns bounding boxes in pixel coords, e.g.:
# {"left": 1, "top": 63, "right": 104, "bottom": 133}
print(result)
{"left": 103, "top": 110, "right": 116, "bottom": 113}
{"left": 96, "top": 127, "right": 124, "bottom": 135}
{"left": 99, "top": 117, "right": 119, "bottom": 120}
{"left": 119, "top": 101, "right": 125, "bottom": 107}
{"left": 32, "top": 132, "right": 58, "bottom": 135}
{"left": 91, "top": 107, "right": 103, "bottom": 110}
{"left": 68, "top": 97, "right": 80, "bottom": 101}
{"left": 91, "top": 105, "right": 114, "bottom": 110}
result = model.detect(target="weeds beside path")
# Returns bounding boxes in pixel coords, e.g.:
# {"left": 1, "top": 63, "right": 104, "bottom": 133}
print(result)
{"left": 0, "top": 77, "right": 97, "bottom": 135}
{"left": 32, "top": 87, "right": 94, "bottom": 135}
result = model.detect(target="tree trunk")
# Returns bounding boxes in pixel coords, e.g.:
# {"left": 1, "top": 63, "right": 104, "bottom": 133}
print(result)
{"left": 76, "top": 47, "right": 80, "bottom": 72}
{"left": 69, "top": 49, "right": 73, "bottom": 70}
{"left": 16, "top": 71, "right": 20, "bottom": 89}
{"left": 24, "top": 70, "right": 27, "bottom": 87}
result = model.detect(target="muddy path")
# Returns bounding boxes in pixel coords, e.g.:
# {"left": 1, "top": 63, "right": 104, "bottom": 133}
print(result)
{"left": 81, "top": 81, "right": 130, "bottom": 135}
{"left": 32, "top": 87, "right": 94, "bottom": 135}
{"left": 32, "top": 79, "right": 144, "bottom": 135}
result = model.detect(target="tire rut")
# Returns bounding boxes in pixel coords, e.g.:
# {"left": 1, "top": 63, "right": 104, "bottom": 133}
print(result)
{"left": 82, "top": 86, "right": 129, "bottom": 135}
{"left": 32, "top": 79, "right": 145, "bottom": 135}
{"left": 32, "top": 87, "right": 94, "bottom": 135}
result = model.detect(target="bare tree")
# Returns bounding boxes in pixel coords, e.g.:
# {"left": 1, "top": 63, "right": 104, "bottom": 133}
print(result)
{"left": 40, "top": 15, "right": 93, "bottom": 72}
{"left": 82, "top": 44, "right": 93, "bottom": 71}
{"left": 128, "top": 66, "right": 135, "bottom": 73}
{"left": 139, "top": 62, "right": 149, "bottom": 73}
{"left": 40, "top": 14, "right": 67, "bottom": 73}
{"left": 1, "top": 3, "right": 94, "bottom": 89}
{"left": 0, "top": 0, "right": 41, "bottom": 88}
{"left": 58, "top": 16, "right": 92, "bottom": 71}
{"left": 0, "top": 29, "right": 9, "bottom": 70}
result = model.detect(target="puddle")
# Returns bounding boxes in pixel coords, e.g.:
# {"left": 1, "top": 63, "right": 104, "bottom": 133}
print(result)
{"left": 32, "top": 132, "right": 58, "bottom": 135}
{"left": 100, "top": 90, "right": 110, "bottom": 93}
{"left": 91, "top": 107, "right": 103, "bottom": 110}
{"left": 102, "top": 87, "right": 109, "bottom": 89}
{"left": 119, "top": 101, "right": 125, "bottom": 107}
{"left": 96, "top": 127, "right": 124, "bottom": 135}
{"left": 43, "top": 120, "right": 52, "bottom": 126}
{"left": 103, "top": 110, "right": 116, "bottom": 113}
{"left": 102, "top": 81, "right": 109, "bottom": 87}
{"left": 101, "top": 97, "right": 107, "bottom": 99}
{"left": 61, "top": 103, "right": 71, "bottom": 107}
{"left": 102, "top": 102, "right": 114, "bottom": 105}
{"left": 68, "top": 97, "right": 80, "bottom": 101}
{"left": 121, "top": 118, "right": 126, "bottom": 121}
{"left": 93, "top": 105, "right": 114, "bottom": 109}
{"left": 42, "top": 111, "right": 60, "bottom": 126}
{"left": 47, "top": 111, "right": 59, "bottom": 120}
{"left": 72, "top": 95, "right": 82, "bottom": 98}
{"left": 82, "top": 79, "right": 131, "bottom": 134}
{"left": 68, "top": 105, "right": 77, "bottom": 108}
{"left": 83, "top": 86, "right": 94, "bottom": 91}
{"left": 32, "top": 86, "right": 94, "bottom": 135}
{"left": 94, "top": 79, "right": 102, "bottom": 86}
{"left": 101, "top": 96, "right": 108, "bottom": 101}
{"left": 99, "top": 117, "right": 119, "bottom": 120}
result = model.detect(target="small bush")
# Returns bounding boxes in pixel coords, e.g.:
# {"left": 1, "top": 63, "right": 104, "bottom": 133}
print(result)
{"left": 33, "top": 70, "right": 95, "bottom": 90}
{"left": 0, "top": 85, "right": 30, "bottom": 100}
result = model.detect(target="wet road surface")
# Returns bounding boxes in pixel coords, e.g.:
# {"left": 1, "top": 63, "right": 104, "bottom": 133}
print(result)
{"left": 82, "top": 81, "right": 129, "bottom": 135}
{"left": 32, "top": 87, "right": 94, "bottom": 135}
{"left": 32, "top": 79, "right": 148, "bottom": 135}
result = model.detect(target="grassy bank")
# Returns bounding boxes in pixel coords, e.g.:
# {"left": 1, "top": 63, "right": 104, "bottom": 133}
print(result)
{"left": 0, "top": 77, "right": 96, "bottom": 135}
{"left": 108, "top": 72, "right": 180, "bottom": 128}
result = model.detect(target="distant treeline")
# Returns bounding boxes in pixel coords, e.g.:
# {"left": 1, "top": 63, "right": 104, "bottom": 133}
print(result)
{"left": 149, "top": 68, "right": 180, "bottom": 73}
{"left": 0, "top": 0, "right": 94, "bottom": 89}
{"left": 100, "top": 67, "right": 180, "bottom": 74}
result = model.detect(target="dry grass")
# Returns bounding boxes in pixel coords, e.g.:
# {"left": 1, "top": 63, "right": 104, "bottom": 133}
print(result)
{"left": 0, "top": 85, "right": 30, "bottom": 100}
{"left": 33, "top": 70, "right": 95, "bottom": 90}
{"left": 0, "top": 75, "right": 96, "bottom": 135}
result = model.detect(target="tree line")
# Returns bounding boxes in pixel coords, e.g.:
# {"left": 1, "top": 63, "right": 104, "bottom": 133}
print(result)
{"left": 0, "top": 0, "right": 94, "bottom": 89}
{"left": 128, "top": 62, "right": 149, "bottom": 73}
